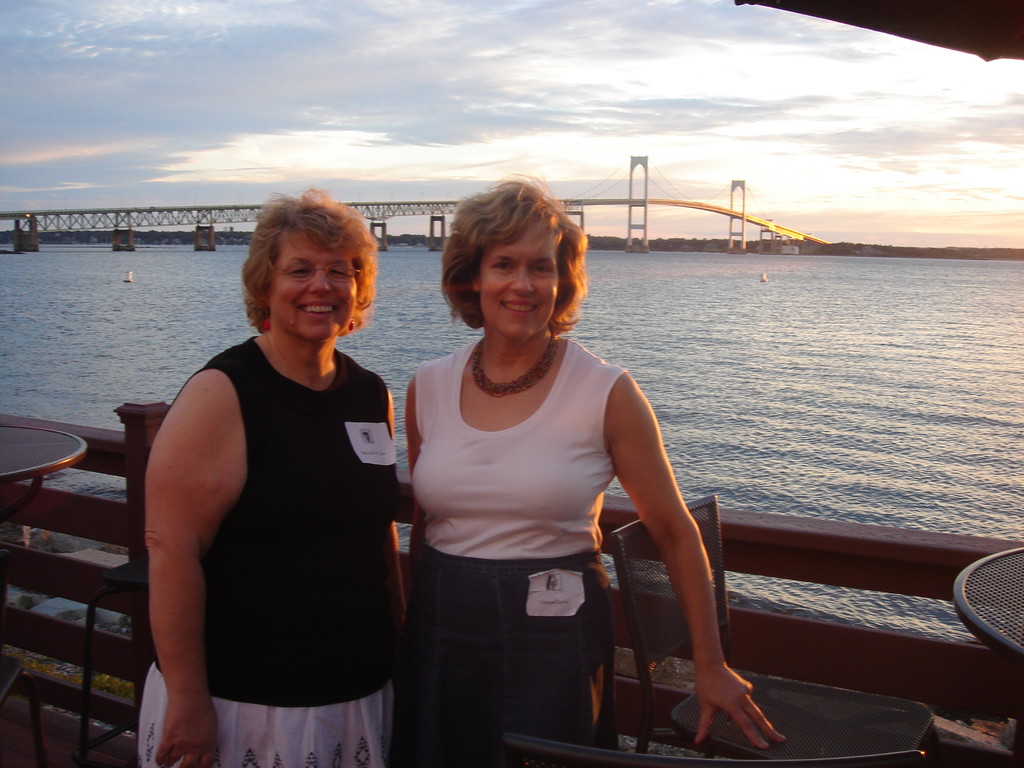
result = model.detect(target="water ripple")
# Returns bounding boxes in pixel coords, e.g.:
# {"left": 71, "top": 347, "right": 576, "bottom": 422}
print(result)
{"left": 2, "top": 246, "right": 1021, "bottom": 639}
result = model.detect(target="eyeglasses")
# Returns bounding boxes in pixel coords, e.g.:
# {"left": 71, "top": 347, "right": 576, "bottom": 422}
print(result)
{"left": 276, "top": 263, "right": 360, "bottom": 284}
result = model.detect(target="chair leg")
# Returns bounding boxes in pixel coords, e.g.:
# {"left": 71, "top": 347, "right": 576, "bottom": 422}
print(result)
{"left": 74, "top": 558, "right": 151, "bottom": 768}
{"left": 17, "top": 670, "right": 48, "bottom": 768}
{"left": 915, "top": 724, "right": 941, "bottom": 768}
{"left": 75, "top": 585, "right": 120, "bottom": 768}
{"left": 634, "top": 690, "right": 653, "bottom": 753}
{"left": 635, "top": 729, "right": 650, "bottom": 754}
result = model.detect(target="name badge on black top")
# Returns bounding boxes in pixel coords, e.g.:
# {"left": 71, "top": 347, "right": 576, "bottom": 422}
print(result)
{"left": 345, "top": 422, "right": 397, "bottom": 466}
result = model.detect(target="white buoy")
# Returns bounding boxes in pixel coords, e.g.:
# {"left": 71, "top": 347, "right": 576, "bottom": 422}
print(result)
{"left": 123, "top": 271, "right": 134, "bottom": 282}
{"left": 760, "top": 273, "right": 768, "bottom": 282}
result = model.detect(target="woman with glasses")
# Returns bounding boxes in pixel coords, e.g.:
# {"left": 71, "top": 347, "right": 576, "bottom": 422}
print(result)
{"left": 392, "top": 178, "right": 784, "bottom": 768}
{"left": 140, "top": 189, "right": 402, "bottom": 768}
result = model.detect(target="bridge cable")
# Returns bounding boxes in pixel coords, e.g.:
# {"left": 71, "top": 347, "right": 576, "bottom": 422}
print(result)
{"left": 649, "top": 165, "right": 695, "bottom": 201}
{"left": 704, "top": 183, "right": 732, "bottom": 205}
{"left": 567, "top": 164, "right": 630, "bottom": 200}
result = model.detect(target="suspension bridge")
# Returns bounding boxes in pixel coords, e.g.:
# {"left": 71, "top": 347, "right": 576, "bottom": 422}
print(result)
{"left": 0, "top": 156, "right": 828, "bottom": 253}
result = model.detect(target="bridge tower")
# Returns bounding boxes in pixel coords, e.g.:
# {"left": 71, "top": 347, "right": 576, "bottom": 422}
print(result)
{"left": 371, "top": 221, "right": 387, "bottom": 251}
{"left": 728, "top": 180, "right": 747, "bottom": 253}
{"left": 194, "top": 224, "right": 216, "bottom": 251}
{"left": 12, "top": 216, "right": 39, "bottom": 253}
{"left": 428, "top": 215, "right": 446, "bottom": 251}
{"left": 112, "top": 228, "right": 135, "bottom": 252}
{"left": 565, "top": 205, "right": 584, "bottom": 231}
{"left": 626, "top": 156, "right": 650, "bottom": 253}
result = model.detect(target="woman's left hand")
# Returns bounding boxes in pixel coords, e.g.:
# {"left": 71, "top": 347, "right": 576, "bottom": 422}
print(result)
{"left": 694, "top": 664, "right": 785, "bottom": 749}
{"left": 604, "top": 374, "right": 784, "bottom": 749}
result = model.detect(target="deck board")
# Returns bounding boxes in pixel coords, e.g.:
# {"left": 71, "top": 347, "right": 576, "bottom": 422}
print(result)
{"left": 0, "top": 698, "right": 136, "bottom": 768}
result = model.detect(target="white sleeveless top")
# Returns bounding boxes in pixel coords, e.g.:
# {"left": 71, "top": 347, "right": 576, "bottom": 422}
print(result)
{"left": 412, "top": 339, "right": 626, "bottom": 559}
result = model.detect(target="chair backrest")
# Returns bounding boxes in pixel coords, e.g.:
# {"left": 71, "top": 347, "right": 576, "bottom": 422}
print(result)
{"left": 503, "top": 734, "right": 925, "bottom": 767}
{"left": 610, "top": 494, "right": 729, "bottom": 675}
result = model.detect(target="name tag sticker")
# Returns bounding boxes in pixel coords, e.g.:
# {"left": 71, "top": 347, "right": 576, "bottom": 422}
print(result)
{"left": 526, "top": 569, "right": 585, "bottom": 617}
{"left": 345, "top": 422, "right": 397, "bottom": 466}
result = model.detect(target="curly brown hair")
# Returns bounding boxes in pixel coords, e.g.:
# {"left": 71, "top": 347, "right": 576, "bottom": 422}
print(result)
{"left": 441, "top": 177, "right": 588, "bottom": 336}
{"left": 242, "top": 189, "right": 378, "bottom": 332}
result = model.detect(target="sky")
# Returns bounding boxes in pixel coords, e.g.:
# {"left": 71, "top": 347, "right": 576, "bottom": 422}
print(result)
{"left": 2, "top": 0, "right": 1023, "bottom": 248}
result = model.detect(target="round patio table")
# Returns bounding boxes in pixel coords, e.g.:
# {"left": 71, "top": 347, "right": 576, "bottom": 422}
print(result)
{"left": 953, "top": 546, "right": 1024, "bottom": 671}
{"left": 0, "top": 425, "right": 87, "bottom": 523}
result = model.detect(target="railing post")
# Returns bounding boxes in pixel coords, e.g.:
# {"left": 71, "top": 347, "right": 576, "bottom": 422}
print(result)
{"left": 114, "top": 400, "right": 169, "bottom": 712}
{"left": 115, "top": 401, "right": 169, "bottom": 556}
{"left": 1013, "top": 674, "right": 1024, "bottom": 766}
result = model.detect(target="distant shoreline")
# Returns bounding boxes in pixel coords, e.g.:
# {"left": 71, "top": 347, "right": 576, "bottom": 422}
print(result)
{"left": 587, "top": 236, "right": 1024, "bottom": 262}
{"left": 2, "top": 232, "right": 1023, "bottom": 261}
{"left": 824, "top": 251, "right": 1024, "bottom": 261}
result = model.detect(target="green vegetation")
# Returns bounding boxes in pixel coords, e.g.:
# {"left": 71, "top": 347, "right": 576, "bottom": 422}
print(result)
{"left": 5, "top": 646, "right": 134, "bottom": 700}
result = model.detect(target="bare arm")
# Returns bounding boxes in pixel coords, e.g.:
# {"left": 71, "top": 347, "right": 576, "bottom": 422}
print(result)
{"left": 605, "top": 373, "right": 784, "bottom": 749}
{"left": 144, "top": 370, "right": 247, "bottom": 768}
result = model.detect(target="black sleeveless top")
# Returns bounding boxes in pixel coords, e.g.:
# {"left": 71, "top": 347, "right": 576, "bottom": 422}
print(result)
{"left": 198, "top": 338, "right": 400, "bottom": 706}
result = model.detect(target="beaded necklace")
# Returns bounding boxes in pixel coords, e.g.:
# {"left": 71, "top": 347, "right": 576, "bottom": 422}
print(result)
{"left": 470, "top": 335, "right": 559, "bottom": 397}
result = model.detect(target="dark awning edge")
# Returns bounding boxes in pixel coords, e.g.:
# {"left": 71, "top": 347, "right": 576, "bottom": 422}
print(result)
{"left": 734, "top": 0, "right": 1024, "bottom": 61}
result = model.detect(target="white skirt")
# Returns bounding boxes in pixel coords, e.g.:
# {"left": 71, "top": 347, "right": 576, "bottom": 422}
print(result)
{"left": 138, "top": 664, "right": 393, "bottom": 768}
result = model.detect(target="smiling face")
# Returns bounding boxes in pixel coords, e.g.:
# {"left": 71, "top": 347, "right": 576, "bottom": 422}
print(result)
{"left": 266, "top": 232, "right": 357, "bottom": 346}
{"left": 472, "top": 221, "right": 559, "bottom": 344}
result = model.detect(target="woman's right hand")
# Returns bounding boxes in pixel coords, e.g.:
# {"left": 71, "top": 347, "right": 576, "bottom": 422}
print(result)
{"left": 155, "top": 694, "right": 218, "bottom": 768}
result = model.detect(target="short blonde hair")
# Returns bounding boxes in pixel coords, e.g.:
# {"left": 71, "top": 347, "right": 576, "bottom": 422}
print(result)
{"left": 242, "top": 189, "right": 378, "bottom": 331}
{"left": 441, "top": 178, "right": 587, "bottom": 335}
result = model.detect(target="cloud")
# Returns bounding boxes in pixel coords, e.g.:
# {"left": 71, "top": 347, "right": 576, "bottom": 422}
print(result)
{"left": 2, "top": 0, "right": 1023, "bottom": 245}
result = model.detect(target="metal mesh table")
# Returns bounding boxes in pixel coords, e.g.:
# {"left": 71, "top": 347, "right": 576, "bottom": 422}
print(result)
{"left": 0, "top": 425, "right": 87, "bottom": 522}
{"left": 954, "top": 547, "right": 1024, "bottom": 670}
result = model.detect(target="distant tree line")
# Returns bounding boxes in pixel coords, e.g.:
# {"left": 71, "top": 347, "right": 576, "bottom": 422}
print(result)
{"left": 0, "top": 229, "right": 254, "bottom": 246}
{"left": 800, "top": 242, "right": 1024, "bottom": 260}
{"left": 589, "top": 235, "right": 1024, "bottom": 260}
{"left": 2, "top": 229, "right": 1022, "bottom": 260}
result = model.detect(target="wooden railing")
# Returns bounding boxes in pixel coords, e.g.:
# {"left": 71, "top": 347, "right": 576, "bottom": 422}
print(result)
{"left": 0, "top": 405, "right": 1021, "bottom": 767}
{"left": 0, "top": 404, "right": 167, "bottom": 729}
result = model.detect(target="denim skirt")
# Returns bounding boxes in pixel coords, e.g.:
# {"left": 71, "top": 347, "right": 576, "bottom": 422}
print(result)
{"left": 391, "top": 545, "right": 618, "bottom": 768}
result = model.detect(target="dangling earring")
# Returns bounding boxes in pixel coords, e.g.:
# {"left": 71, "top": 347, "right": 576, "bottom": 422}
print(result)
{"left": 262, "top": 310, "right": 271, "bottom": 332}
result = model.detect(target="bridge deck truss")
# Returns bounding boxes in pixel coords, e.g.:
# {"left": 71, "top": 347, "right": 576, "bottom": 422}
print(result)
{"left": 0, "top": 199, "right": 827, "bottom": 244}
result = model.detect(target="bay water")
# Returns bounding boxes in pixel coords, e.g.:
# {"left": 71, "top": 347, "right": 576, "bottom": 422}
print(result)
{"left": 1, "top": 244, "right": 1021, "bottom": 639}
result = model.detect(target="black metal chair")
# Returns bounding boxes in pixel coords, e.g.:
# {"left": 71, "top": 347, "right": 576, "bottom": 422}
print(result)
{"left": 0, "top": 548, "right": 48, "bottom": 768}
{"left": 610, "top": 495, "right": 935, "bottom": 762}
{"left": 504, "top": 733, "right": 926, "bottom": 767}
{"left": 74, "top": 556, "right": 149, "bottom": 768}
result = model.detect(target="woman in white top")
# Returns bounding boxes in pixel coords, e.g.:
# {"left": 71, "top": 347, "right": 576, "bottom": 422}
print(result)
{"left": 392, "top": 178, "right": 784, "bottom": 768}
